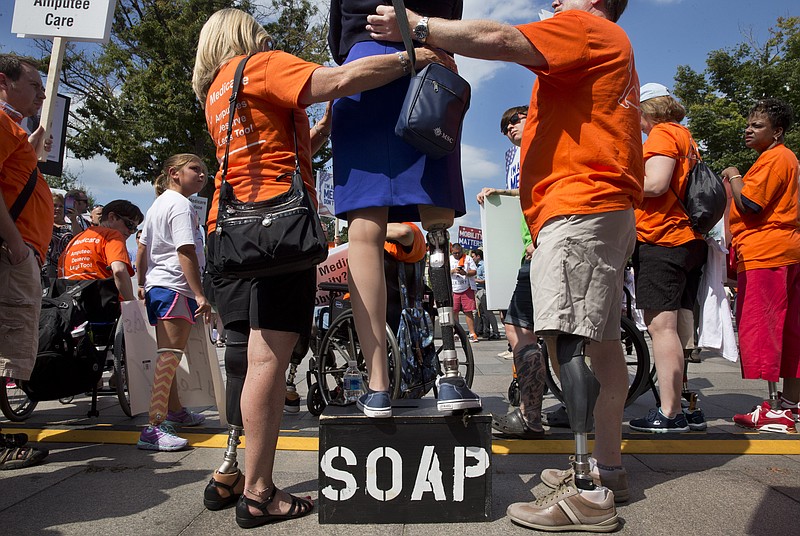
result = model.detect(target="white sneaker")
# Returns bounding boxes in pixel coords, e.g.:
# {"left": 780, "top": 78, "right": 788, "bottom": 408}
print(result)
{"left": 497, "top": 350, "right": 514, "bottom": 359}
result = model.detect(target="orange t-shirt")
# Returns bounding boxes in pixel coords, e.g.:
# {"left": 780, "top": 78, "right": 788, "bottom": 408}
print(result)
{"left": 59, "top": 226, "right": 134, "bottom": 280}
{"left": 204, "top": 51, "right": 321, "bottom": 234}
{"left": 384, "top": 222, "right": 426, "bottom": 263}
{"left": 636, "top": 122, "right": 702, "bottom": 246}
{"left": 0, "top": 109, "right": 54, "bottom": 260}
{"left": 729, "top": 144, "right": 800, "bottom": 271}
{"left": 515, "top": 11, "right": 643, "bottom": 242}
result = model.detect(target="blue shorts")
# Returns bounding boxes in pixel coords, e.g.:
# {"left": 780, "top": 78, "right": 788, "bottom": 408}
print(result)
{"left": 145, "top": 287, "right": 198, "bottom": 326}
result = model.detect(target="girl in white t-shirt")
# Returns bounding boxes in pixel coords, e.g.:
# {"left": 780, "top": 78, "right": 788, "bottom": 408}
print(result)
{"left": 135, "top": 153, "right": 212, "bottom": 451}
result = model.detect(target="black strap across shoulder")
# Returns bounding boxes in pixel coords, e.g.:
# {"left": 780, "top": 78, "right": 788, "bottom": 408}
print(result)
{"left": 9, "top": 167, "right": 38, "bottom": 222}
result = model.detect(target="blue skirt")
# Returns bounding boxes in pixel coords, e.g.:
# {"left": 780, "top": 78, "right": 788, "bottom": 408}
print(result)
{"left": 331, "top": 41, "right": 466, "bottom": 222}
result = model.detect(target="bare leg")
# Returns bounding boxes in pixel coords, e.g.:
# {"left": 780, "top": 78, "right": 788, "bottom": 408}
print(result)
{"left": 464, "top": 311, "right": 477, "bottom": 338}
{"left": 588, "top": 339, "right": 627, "bottom": 468}
{"left": 241, "top": 328, "right": 304, "bottom": 516}
{"left": 508, "top": 325, "right": 545, "bottom": 427}
{"left": 645, "top": 309, "right": 683, "bottom": 417}
{"left": 347, "top": 207, "right": 389, "bottom": 391}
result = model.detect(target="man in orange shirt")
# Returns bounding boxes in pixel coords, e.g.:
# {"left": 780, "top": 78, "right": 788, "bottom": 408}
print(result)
{"left": 371, "top": 0, "right": 641, "bottom": 530}
{"left": 59, "top": 199, "right": 143, "bottom": 302}
{"left": 0, "top": 54, "right": 53, "bottom": 470}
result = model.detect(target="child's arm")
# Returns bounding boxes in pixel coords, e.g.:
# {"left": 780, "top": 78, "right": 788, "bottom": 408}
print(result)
{"left": 176, "top": 244, "right": 211, "bottom": 322}
{"left": 136, "top": 242, "right": 147, "bottom": 300}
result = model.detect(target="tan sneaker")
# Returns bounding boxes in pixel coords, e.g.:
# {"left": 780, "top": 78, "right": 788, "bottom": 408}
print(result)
{"left": 508, "top": 483, "right": 618, "bottom": 532}
{"left": 540, "top": 457, "right": 629, "bottom": 503}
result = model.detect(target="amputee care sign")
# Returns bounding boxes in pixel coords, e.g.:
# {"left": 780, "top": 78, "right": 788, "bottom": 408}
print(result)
{"left": 12, "top": 0, "right": 118, "bottom": 43}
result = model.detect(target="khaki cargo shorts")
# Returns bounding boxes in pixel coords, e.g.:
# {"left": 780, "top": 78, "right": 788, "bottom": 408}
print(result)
{"left": 0, "top": 246, "right": 42, "bottom": 381}
{"left": 531, "top": 209, "right": 635, "bottom": 342}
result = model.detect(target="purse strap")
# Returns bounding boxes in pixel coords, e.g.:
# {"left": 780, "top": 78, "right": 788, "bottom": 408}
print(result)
{"left": 219, "top": 54, "right": 304, "bottom": 203}
{"left": 667, "top": 135, "right": 702, "bottom": 213}
{"left": 391, "top": 0, "right": 417, "bottom": 76}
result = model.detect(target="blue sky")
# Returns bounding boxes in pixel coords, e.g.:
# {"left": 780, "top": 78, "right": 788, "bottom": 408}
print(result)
{"left": 1, "top": 0, "right": 798, "bottom": 239}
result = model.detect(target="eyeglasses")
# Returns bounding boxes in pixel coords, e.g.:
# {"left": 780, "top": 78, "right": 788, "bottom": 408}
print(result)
{"left": 503, "top": 112, "right": 527, "bottom": 135}
{"left": 118, "top": 215, "right": 139, "bottom": 232}
{"left": 74, "top": 197, "right": 88, "bottom": 203}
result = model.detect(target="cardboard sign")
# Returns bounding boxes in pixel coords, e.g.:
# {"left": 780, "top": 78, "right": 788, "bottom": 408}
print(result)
{"left": 315, "top": 243, "right": 349, "bottom": 306}
{"left": 479, "top": 195, "right": 525, "bottom": 310}
{"left": 12, "top": 0, "right": 118, "bottom": 43}
{"left": 188, "top": 195, "right": 208, "bottom": 224}
{"left": 120, "top": 300, "right": 227, "bottom": 424}
{"left": 317, "top": 170, "right": 335, "bottom": 218}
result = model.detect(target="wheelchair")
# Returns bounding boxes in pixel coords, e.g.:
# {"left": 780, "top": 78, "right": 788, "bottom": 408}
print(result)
{"left": 304, "top": 273, "right": 476, "bottom": 417}
{"left": 0, "top": 279, "right": 132, "bottom": 422}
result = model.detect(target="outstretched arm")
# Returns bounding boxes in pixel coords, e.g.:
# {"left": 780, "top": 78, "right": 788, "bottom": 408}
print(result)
{"left": 367, "top": 6, "right": 544, "bottom": 67}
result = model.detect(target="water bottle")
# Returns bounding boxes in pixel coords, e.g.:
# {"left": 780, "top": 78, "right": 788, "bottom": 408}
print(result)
{"left": 343, "top": 359, "right": 364, "bottom": 402}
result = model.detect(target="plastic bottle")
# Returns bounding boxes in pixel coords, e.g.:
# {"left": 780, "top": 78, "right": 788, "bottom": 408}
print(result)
{"left": 343, "top": 359, "right": 364, "bottom": 402}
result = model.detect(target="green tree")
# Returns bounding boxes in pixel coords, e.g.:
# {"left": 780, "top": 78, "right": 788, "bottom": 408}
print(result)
{"left": 674, "top": 17, "right": 800, "bottom": 173}
{"left": 48, "top": 0, "right": 329, "bottom": 188}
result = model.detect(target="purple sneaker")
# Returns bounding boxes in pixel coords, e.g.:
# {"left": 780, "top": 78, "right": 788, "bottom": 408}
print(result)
{"left": 137, "top": 424, "right": 189, "bottom": 451}
{"left": 165, "top": 408, "right": 206, "bottom": 427}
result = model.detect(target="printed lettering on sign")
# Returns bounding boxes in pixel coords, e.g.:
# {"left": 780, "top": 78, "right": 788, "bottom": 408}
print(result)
{"left": 320, "top": 445, "right": 490, "bottom": 502}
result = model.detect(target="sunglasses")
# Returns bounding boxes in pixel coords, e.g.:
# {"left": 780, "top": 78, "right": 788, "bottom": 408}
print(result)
{"left": 118, "top": 215, "right": 139, "bottom": 232}
{"left": 503, "top": 112, "right": 527, "bottom": 135}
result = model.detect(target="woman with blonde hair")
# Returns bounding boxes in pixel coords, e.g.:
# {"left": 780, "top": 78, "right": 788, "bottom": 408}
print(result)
{"left": 629, "top": 83, "right": 708, "bottom": 433}
{"left": 135, "top": 153, "right": 211, "bottom": 451}
{"left": 192, "top": 8, "right": 450, "bottom": 528}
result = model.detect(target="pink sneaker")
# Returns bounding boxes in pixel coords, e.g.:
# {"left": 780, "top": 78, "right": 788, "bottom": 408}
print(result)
{"left": 734, "top": 401, "right": 797, "bottom": 434}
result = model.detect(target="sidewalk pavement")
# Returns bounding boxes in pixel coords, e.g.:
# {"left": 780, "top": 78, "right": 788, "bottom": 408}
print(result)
{"left": 2, "top": 327, "right": 799, "bottom": 535}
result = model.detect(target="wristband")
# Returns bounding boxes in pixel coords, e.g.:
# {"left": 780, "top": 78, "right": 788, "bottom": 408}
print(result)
{"left": 396, "top": 52, "right": 410, "bottom": 74}
{"left": 728, "top": 174, "right": 742, "bottom": 181}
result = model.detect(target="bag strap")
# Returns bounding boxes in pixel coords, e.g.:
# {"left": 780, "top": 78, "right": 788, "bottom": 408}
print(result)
{"left": 219, "top": 54, "right": 305, "bottom": 203}
{"left": 391, "top": 0, "right": 417, "bottom": 76}
{"left": 667, "top": 134, "right": 702, "bottom": 214}
{"left": 9, "top": 167, "right": 38, "bottom": 222}
{"left": 0, "top": 166, "right": 38, "bottom": 250}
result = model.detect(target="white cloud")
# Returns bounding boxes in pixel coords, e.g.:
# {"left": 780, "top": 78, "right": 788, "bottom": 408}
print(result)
{"left": 65, "top": 154, "right": 156, "bottom": 211}
{"left": 459, "top": 143, "right": 501, "bottom": 190}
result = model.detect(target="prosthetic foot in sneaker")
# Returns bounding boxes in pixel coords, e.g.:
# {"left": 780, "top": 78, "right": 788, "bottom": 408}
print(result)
{"left": 437, "top": 376, "right": 481, "bottom": 412}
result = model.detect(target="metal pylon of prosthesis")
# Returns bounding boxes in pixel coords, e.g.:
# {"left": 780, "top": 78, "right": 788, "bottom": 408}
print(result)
{"left": 767, "top": 381, "right": 780, "bottom": 409}
{"left": 217, "top": 424, "right": 243, "bottom": 474}
{"left": 426, "top": 226, "right": 459, "bottom": 377}
{"left": 556, "top": 334, "right": 601, "bottom": 491}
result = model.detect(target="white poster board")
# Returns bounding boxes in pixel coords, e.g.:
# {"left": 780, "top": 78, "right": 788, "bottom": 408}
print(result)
{"left": 480, "top": 195, "right": 525, "bottom": 310}
{"left": 189, "top": 195, "right": 208, "bottom": 224}
{"left": 315, "top": 243, "right": 349, "bottom": 306}
{"left": 120, "top": 300, "right": 227, "bottom": 424}
{"left": 12, "top": 0, "right": 118, "bottom": 43}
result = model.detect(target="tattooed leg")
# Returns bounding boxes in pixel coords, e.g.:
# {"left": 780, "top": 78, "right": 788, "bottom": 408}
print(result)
{"left": 514, "top": 342, "right": 546, "bottom": 431}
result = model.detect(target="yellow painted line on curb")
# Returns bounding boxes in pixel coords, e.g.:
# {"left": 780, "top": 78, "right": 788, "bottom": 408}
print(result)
{"left": 5, "top": 428, "right": 798, "bottom": 455}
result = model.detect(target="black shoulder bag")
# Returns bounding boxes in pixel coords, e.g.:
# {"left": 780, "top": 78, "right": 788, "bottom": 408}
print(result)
{"left": 211, "top": 55, "right": 328, "bottom": 279}
{"left": 392, "top": 0, "right": 471, "bottom": 159}
{"left": 670, "top": 139, "right": 726, "bottom": 235}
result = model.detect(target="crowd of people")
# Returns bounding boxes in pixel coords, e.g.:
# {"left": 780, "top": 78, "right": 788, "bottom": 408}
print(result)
{"left": 1, "top": 0, "right": 799, "bottom": 533}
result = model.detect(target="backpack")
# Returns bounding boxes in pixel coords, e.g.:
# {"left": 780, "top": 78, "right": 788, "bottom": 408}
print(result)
{"left": 673, "top": 142, "right": 727, "bottom": 235}
{"left": 396, "top": 260, "right": 437, "bottom": 399}
{"left": 23, "top": 281, "right": 105, "bottom": 401}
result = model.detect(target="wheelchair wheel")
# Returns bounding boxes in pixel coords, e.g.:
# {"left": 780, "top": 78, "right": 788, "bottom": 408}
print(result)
{"left": 316, "top": 310, "right": 402, "bottom": 406}
{"left": 544, "top": 316, "right": 650, "bottom": 408}
{"left": 433, "top": 323, "right": 475, "bottom": 388}
{"left": 113, "top": 321, "right": 133, "bottom": 418}
{"left": 0, "top": 377, "right": 37, "bottom": 422}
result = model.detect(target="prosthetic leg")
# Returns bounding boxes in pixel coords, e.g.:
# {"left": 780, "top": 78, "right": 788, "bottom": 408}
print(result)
{"left": 426, "top": 225, "right": 481, "bottom": 411}
{"left": 767, "top": 381, "right": 780, "bottom": 410}
{"left": 555, "top": 334, "right": 601, "bottom": 490}
{"left": 204, "top": 322, "right": 248, "bottom": 510}
{"left": 284, "top": 334, "right": 309, "bottom": 414}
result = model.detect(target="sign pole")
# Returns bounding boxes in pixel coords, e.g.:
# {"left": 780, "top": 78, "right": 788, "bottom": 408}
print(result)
{"left": 38, "top": 36, "right": 66, "bottom": 160}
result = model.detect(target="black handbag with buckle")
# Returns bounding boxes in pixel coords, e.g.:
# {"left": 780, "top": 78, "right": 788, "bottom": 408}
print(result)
{"left": 392, "top": 0, "right": 471, "bottom": 159}
{"left": 211, "top": 54, "right": 328, "bottom": 279}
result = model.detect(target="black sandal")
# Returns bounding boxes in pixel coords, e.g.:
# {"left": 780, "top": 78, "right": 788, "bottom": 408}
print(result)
{"left": 235, "top": 486, "right": 314, "bottom": 529}
{"left": 0, "top": 433, "right": 29, "bottom": 449}
{"left": 0, "top": 445, "right": 48, "bottom": 470}
{"left": 203, "top": 468, "right": 244, "bottom": 510}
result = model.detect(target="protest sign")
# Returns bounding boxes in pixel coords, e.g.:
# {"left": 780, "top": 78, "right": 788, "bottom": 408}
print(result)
{"left": 120, "top": 300, "right": 226, "bottom": 424}
{"left": 315, "top": 243, "right": 348, "bottom": 306}
{"left": 479, "top": 195, "right": 524, "bottom": 310}
{"left": 457, "top": 226, "right": 482, "bottom": 251}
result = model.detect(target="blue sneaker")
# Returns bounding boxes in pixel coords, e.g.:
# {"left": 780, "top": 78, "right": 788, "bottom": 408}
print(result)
{"left": 437, "top": 376, "right": 481, "bottom": 411}
{"left": 357, "top": 390, "right": 392, "bottom": 418}
{"left": 629, "top": 408, "right": 689, "bottom": 433}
